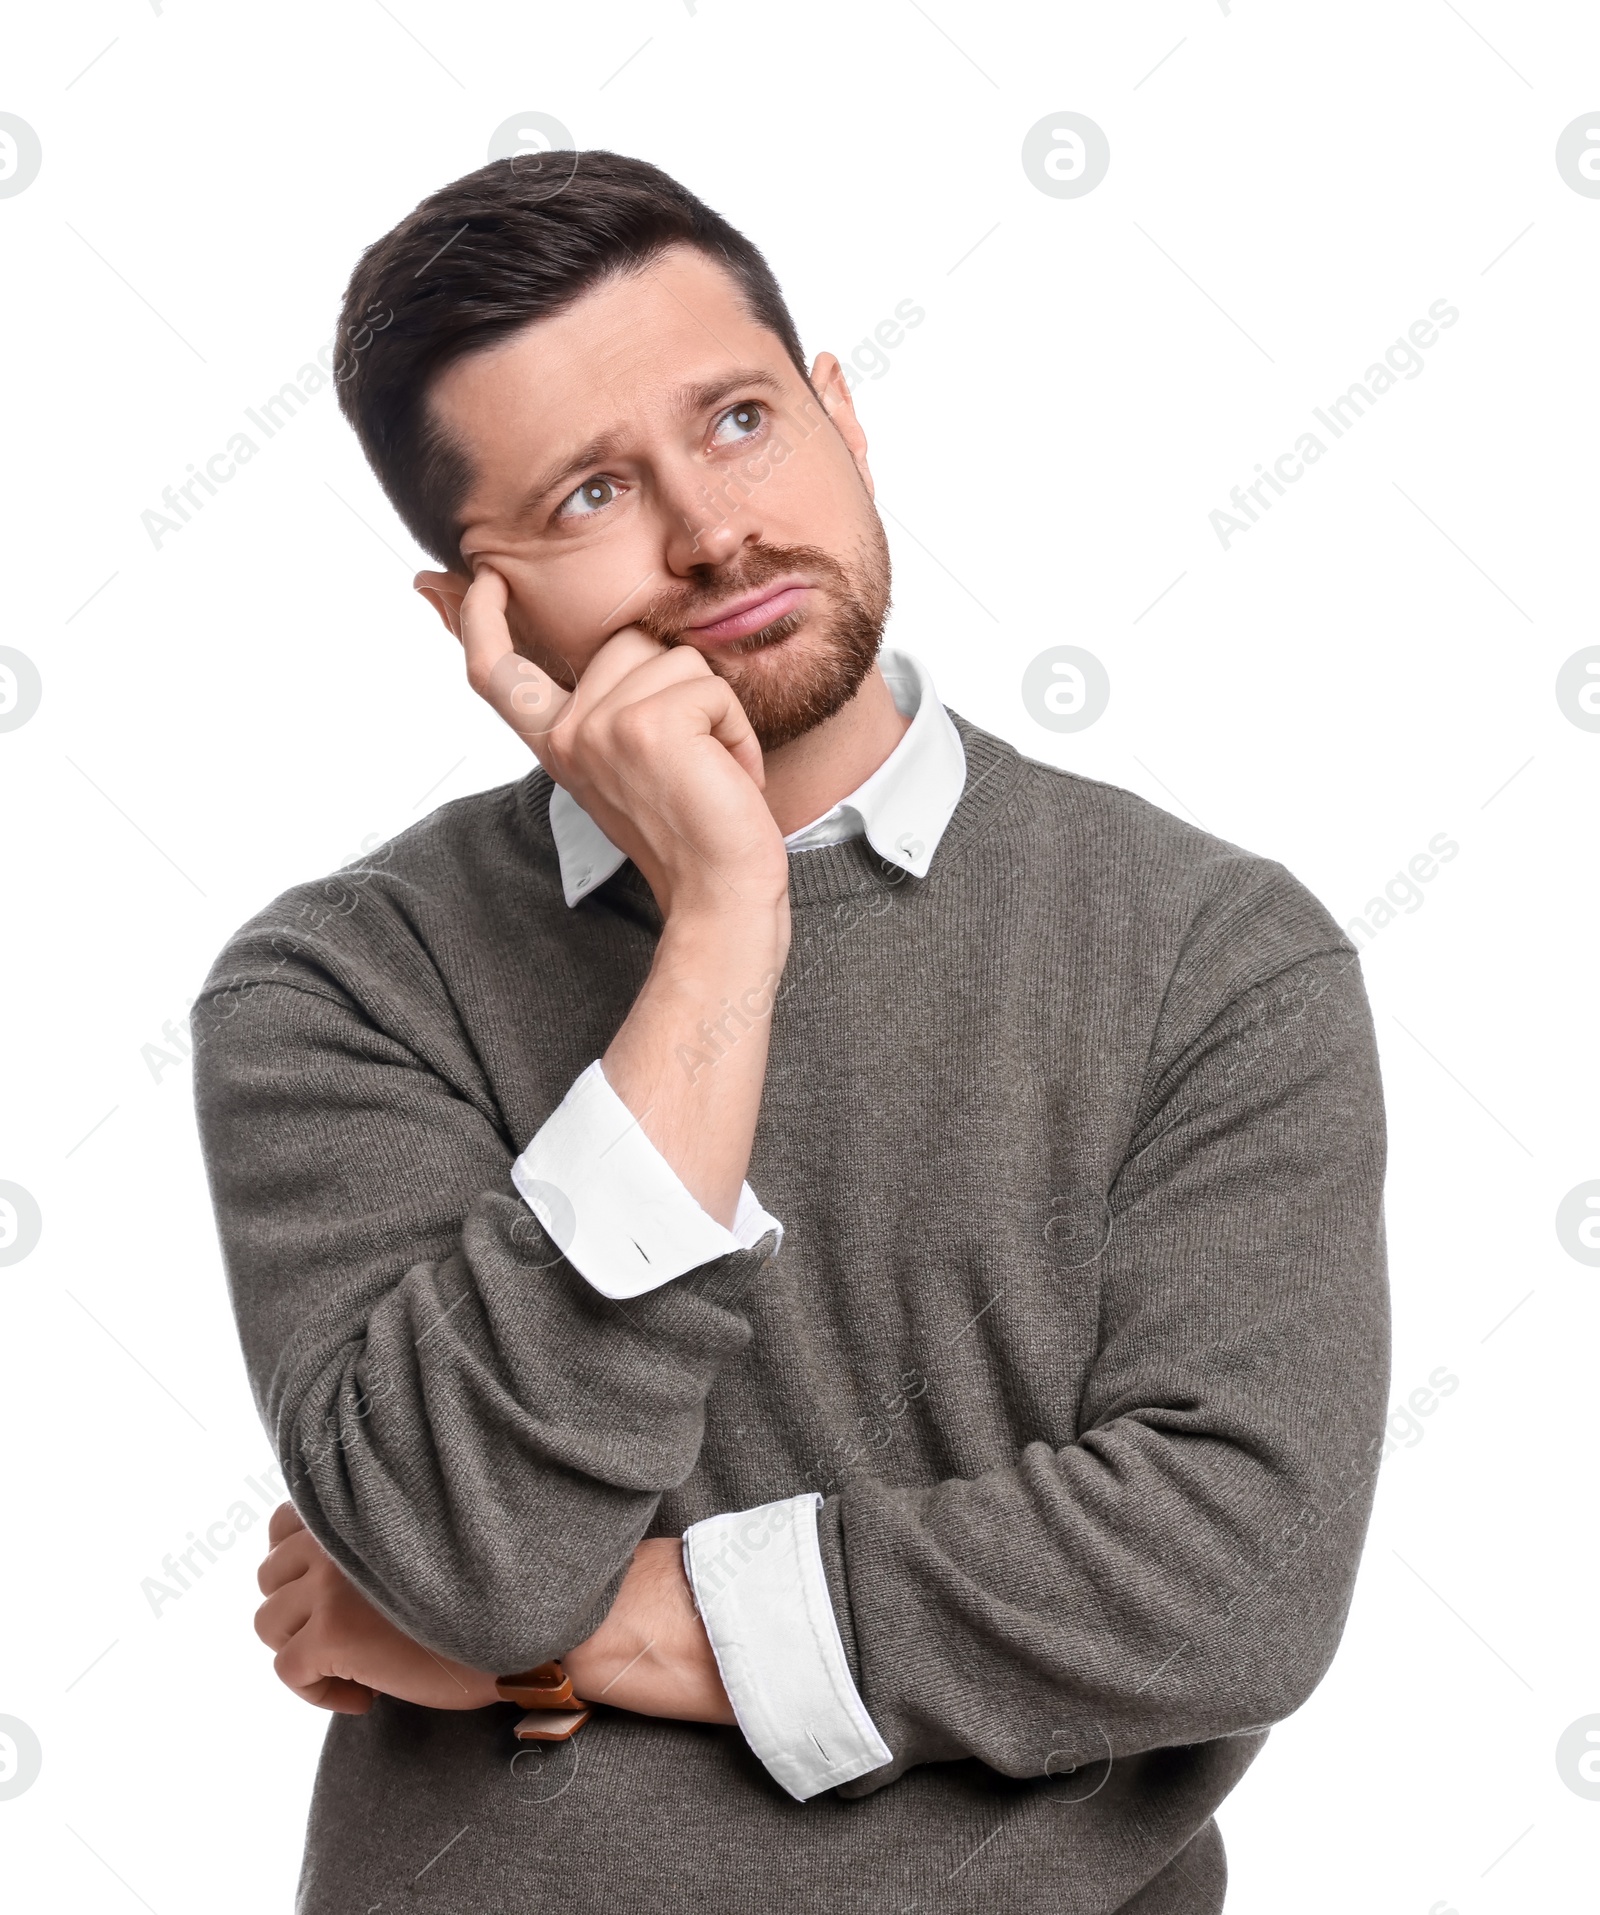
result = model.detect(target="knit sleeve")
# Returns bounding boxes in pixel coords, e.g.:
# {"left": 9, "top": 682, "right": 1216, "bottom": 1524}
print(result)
{"left": 189, "top": 958, "right": 777, "bottom": 1675}
{"left": 815, "top": 943, "right": 1390, "bottom": 1795}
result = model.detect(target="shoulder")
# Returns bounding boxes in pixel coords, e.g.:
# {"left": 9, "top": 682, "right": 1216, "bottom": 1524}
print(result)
{"left": 947, "top": 710, "right": 1357, "bottom": 1012}
{"left": 194, "top": 770, "right": 558, "bottom": 1008}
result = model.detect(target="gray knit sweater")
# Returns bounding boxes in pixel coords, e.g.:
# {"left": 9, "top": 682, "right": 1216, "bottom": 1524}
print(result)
{"left": 191, "top": 711, "right": 1390, "bottom": 1914}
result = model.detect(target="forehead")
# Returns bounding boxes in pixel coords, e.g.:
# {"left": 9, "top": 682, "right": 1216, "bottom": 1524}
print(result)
{"left": 430, "top": 246, "right": 793, "bottom": 505}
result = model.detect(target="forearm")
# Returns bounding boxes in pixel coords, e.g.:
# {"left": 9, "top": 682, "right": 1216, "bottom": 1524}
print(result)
{"left": 601, "top": 903, "right": 788, "bottom": 1228}
{"left": 280, "top": 1212, "right": 760, "bottom": 1670}
{"left": 817, "top": 951, "right": 1390, "bottom": 1795}
{"left": 255, "top": 1506, "right": 730, "bottom": 1726}
{"left": 195, "top": 967, "right": 777, "bottom": 1673}
{"left": 563, "top": 1536, "right": 735, "bottom": 1724}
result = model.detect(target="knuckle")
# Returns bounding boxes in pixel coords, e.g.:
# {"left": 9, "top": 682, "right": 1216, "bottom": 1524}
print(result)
{"left": 292, "top": 1615, "right": 325, "bottom": 1664}
{"left": 611, "top": 705, "right": 657, "bottom": 751}
{"left": 668, "top": 644, "right": 710, "bottom": 679}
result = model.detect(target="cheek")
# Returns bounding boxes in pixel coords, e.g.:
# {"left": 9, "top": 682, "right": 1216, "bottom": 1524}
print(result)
{"left": 759, "top": 434, "right": 868, "bottom": 542}
{"left": 503, "top": 538, "right": 660, "bottom": 662}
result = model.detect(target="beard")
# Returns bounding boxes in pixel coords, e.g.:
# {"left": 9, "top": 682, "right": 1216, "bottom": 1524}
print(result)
{"left": 631, "top": 520, "right": 892, "bottom": 752}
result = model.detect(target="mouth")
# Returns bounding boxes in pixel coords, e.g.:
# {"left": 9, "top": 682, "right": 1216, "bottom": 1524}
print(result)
{"left": 680, "top": 580, "right": 811, "bottom": 645}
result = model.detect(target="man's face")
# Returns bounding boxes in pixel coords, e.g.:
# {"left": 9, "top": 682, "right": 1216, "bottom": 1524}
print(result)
{"left": 428, "top": 244, "right": 891, "bottom": 751}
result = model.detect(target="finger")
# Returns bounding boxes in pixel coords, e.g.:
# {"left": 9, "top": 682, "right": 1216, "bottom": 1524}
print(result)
{"left": 562, "top": 621, "right": 669, "bottom": 716}
{"left": 682, "top": 668, "right": 764, "bottom": 788}
{"left": 609, "top": 675, "right": 766, "bottom": 792}
{"left": 272, "top": 1637, "right": 374, "bottom": 1716}
{"left": 580, "top": 638, "right": 710, "bottom": 708}
{"left": 257, "top": 1529, "right": 318, "bottom": 1597}
{"left": 273, "top": 1627, "right": 339, "bottom": 1706}
{"left": 267, "top": 1500, "right": 305, "bottom": 1548}
{"left": 301, "top": 1676, "right": 376, "bottom": 1715}
{"left": 254, "top": 1581, "right": 315, "bottom": 1652}
{"left": 460, "top": 565, "right": 570, "bottom": 745}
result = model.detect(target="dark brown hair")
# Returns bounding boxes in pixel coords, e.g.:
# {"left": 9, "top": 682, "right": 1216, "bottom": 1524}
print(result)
{"left": 333, "top": 149, "right": 810, "bottom": 569}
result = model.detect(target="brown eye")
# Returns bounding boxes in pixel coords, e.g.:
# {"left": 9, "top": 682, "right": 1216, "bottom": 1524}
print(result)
{"left": 560, "top": 475, "right": 618, "bottom": 519}
{"left": 712, "top": 401, "right": 765, "bottom": 445}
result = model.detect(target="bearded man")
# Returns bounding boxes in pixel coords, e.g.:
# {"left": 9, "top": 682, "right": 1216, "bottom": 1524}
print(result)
{"left": 192, "top": 149, "right": 1390, "bottom": 1915}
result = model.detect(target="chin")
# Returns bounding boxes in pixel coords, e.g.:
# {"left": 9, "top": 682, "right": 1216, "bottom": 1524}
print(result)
{"left": 716, "top": 606, "right": 884, "bottom": 753}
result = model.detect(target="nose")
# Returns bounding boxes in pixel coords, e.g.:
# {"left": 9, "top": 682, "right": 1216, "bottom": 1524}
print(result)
{"left": 659, "top": 463, "right": 764, "bottom": 577}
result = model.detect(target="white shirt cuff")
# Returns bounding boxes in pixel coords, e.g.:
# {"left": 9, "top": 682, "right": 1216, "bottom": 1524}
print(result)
{"left": 682, "top": 1494, "right": 892, "bottom": 1802}
{"left": 511, "top": 1060, "right": 783, "bottom": 1300}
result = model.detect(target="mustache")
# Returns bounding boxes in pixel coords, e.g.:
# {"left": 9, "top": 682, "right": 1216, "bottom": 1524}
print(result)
{"left": 628, "top": 543, "right": 847, "bottom": 645}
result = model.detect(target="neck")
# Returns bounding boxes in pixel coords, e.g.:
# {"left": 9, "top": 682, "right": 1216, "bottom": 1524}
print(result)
{"left": 760, "top": 663, "right": 911, "bottom": 837}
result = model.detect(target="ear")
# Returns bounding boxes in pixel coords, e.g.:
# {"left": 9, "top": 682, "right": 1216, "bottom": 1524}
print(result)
{"left": 413, "top": 569, "right": 474, "bottom": 641}
{"left": 807, "top": 353, "right": 874, "bottom": 500}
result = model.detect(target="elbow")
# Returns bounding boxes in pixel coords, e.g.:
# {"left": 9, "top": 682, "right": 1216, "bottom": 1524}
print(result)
{"left": 398, "top": 1559, "right": 631, "bottom": 1676}
{"left": 275, "top": 1362, "right": 652, "bottom": 1672}
{"left": 1206, "top": 1609, "right": 1347, "bottom": 1736}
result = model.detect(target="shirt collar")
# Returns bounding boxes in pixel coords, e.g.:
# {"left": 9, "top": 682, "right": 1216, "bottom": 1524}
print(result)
{"left": 548, "top": 647, "right": 967, "bottom": 907}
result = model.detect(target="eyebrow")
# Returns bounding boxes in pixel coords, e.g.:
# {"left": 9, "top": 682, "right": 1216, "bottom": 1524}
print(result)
{"left": 510, "top": 366, "right": 788, "bottom": 524}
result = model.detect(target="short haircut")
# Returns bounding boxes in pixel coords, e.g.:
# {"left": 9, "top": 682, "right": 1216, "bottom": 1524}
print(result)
{"left": 333, "top": 149, "right": 810, "bottom": 568}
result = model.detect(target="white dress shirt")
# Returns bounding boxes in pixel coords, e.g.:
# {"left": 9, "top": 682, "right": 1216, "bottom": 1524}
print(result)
{"left": 511, "top": 647, "right": 965, "bottom": 1800}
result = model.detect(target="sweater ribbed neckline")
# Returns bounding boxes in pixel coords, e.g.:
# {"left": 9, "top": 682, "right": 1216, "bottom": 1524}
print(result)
{"left": 518, "top": 712, "right": 1023, "bottom": 917}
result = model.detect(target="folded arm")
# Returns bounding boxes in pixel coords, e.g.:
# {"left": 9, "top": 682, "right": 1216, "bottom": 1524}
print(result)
{"left": 192, "top": 953, "right": 778, "bottom": 1678}
{"left": 253, "top": 1497, "right": 733, "bottom": 1723}
{"left": 811, "top": 945, "right": 1391, "bottom": 1795}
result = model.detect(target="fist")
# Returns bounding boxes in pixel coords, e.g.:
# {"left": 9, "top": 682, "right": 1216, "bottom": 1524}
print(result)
{"left": 254, "top": 1502, "right": 498, "bottom": 1714}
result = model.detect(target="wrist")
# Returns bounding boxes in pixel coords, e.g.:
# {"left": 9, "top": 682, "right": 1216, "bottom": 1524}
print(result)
{"left": 646, "top": 918, "right": 790, "bottom": 1044}
{"left": 657, "top": 897, "right": 790, "bottom": 975}
{"left": 455, "top": 1664, "right": 504, "bottom": 1709}
{"left": 659, "top": 844, "right": 790, "bottom": 927}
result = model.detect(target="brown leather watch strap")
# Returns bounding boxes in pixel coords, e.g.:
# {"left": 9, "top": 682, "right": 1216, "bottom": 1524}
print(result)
{"left": 513, "top": 1705, "right": 591, "bottom": 1742}
{"left": 495, "top": 1660, "right": 576, "bottom": 1710}
{"left": 496, "top": 1659, "right": 591, "bottom": 1741}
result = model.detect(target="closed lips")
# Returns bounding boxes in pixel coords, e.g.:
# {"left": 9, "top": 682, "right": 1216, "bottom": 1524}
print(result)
{"left": 683, "top": 583, "right": 810, "bottom": 642}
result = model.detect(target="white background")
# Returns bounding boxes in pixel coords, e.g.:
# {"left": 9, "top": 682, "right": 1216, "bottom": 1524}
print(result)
{"left": 2, "top": 2, "right": 1597, "bottom": 1910}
